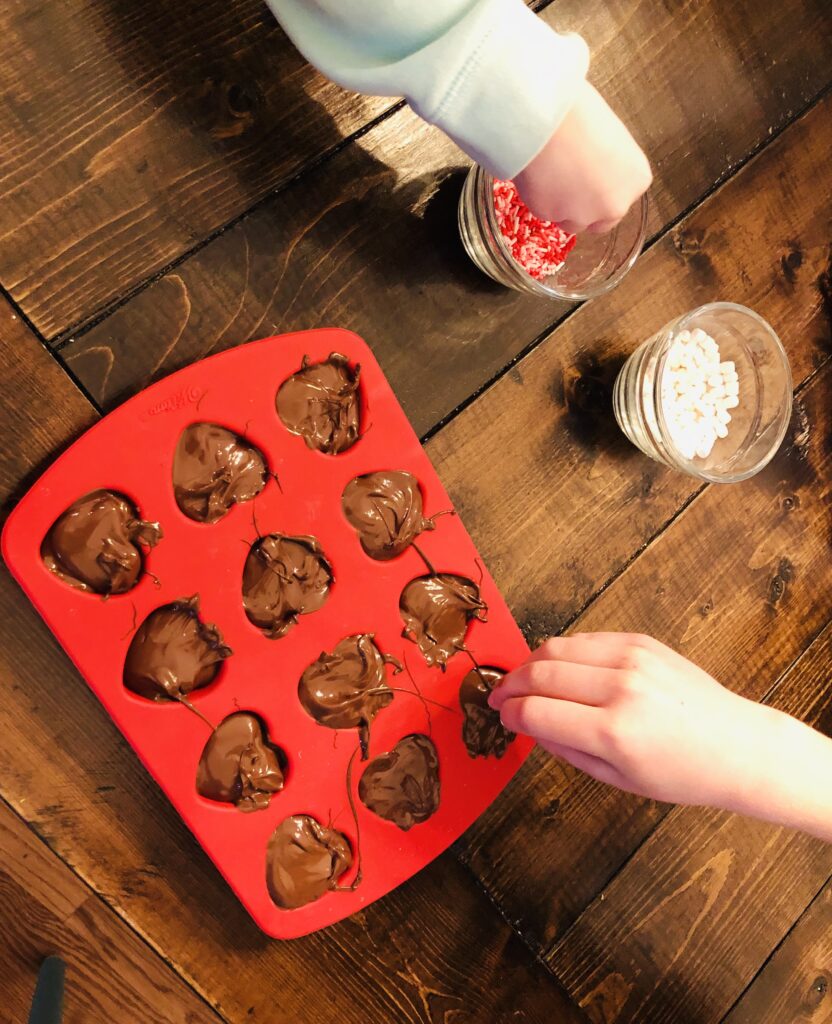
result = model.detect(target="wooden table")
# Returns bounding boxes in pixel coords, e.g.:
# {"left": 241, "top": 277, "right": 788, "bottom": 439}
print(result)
{"left": 2, "top": 1, "right": 831, "bottom": 1020}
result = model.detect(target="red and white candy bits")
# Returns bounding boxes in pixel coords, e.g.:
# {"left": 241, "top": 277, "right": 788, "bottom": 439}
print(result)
{"left": 661, "top": 328, "right": 740, "bottom": 460}
{"left": 493, "top": 179, "right": 576, "bottom": 280}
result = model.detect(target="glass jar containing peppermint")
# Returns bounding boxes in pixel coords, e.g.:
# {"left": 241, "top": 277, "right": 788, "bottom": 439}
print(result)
{"left": 613, "top": 303, "right": 792, "bottom": 482}
{"left": 457, "top": 165, "right": 647, "bottom": 299}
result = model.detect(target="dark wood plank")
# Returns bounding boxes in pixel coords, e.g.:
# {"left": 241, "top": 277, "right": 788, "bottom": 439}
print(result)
{"left": 434, "top": 93, "right": 832, "bottom": 953}
{"left": 62, "top": 0, "right": 832, "bottom": 430}
{"left": 0, "top": 0, "right": 394, "bottom": 338}
{"left": 1, "top": 799, "right": 223, "bottom": 1024}
{"left": 723, "top": 879, "right": 832, "bottom": 1024}
{"left": 547, "top": 622, "right": 832, "bottom": 1024}
{"left": 0, "top": 304, "right": 97, "bottom": 514}
{"left": 0, "top": 297, "right": 586, "bottom": 1023}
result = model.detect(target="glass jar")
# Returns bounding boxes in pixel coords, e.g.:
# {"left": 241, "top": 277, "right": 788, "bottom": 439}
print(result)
{"left": 613, "top": 303, "right": 792, "bottom": 482}
{"left": 458, "top": 163, "right": 647, "bottom": 299}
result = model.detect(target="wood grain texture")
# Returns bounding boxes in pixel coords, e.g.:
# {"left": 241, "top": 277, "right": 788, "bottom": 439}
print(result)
{"left": 0, "top": 297, "right": 585, "bottom": 1023}
{"left": 61, "top": 0, "right": 832, "bottom": 431}
{"left": 724, "top": 880, "right": 832, "bottom": 1024}
{"left": 0, "top": 304, "right": 97, "bottom": 514}
{"left": 436, "top": 94, "right": 832, "bottom": 954}
{"left": 548, "top": 623, "right": 832, "bottom": 1024}
{"left": 0, "top": 799, "right": 223, "bottom": 1024}
{"left": 0, "top": 0, "right": 394, "bottom": 337}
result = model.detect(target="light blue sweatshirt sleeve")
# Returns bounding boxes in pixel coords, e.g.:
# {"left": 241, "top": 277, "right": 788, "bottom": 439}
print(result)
{"left": 265, "top": 0, "right": 590, "bottom": 180}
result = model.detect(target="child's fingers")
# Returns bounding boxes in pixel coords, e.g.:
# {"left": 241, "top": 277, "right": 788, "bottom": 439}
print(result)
{"left": 586, "top": 217, "right": 623, "bottom": 234}
{"left": 556, "top": 218, "right": 586, "bottom": 235}
{"left": 488, "top": 660, "right": 618, "bottom": 711}
{"left": 499, "top": 696, "right": 606, "bottom": 757}
{"left": 528, "top": 631, "right": 674, "bottom": 669}
{"left": 526, "top": 633, "right": 632, "bottom": 669}
{"left": 538, "top": 739, "right": 626, "bottom": 789}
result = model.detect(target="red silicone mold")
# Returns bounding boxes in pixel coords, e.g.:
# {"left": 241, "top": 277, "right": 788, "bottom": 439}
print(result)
{"left": 2, "top": 329, "right": 532, "bottom": 938}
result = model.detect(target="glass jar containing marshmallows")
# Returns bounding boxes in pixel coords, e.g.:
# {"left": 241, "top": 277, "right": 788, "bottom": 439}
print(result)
{"left": 613, "top": 303, "right": 792, "bottom": 482}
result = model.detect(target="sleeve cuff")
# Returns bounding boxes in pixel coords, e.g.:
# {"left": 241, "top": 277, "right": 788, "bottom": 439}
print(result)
{"left": 410, "top": 0, "right": 590, "bottom": 179}
{"left": 267, "top": 0, "right": 589, "bottom": 181}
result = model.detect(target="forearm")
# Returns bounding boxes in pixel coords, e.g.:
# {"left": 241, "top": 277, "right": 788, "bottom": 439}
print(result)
{"left": 727, "top": 703, "right": 832, "bottom": 842}
{"left": 266, "top": 0, "right": 589, "bottom": 179}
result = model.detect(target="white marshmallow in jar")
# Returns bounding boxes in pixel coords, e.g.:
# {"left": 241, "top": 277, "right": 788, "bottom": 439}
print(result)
{"left": 613, "top": 303, "right": 792, "bottom": 482}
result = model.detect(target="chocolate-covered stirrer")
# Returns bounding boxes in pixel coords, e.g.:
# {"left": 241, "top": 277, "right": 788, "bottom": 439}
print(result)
{"left": 459, "top": 650, "right": 517, "bottom": 759}
{"left": 332, "top": 745, "right": 363, "bottom": 894}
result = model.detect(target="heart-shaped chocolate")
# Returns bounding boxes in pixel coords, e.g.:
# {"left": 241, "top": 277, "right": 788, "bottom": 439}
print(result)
{"left": 358, "top": 734, "right": 440, "bottom": 831}
{"left": 41, "top": 489, "right": 162, "bottom": 595}
{"left": 459, "top": 666, "right": 516, "bottom": 759}
{"left": 276, "top": 352, "right": 360, "bottom": 454}
{"left": 266, "top": 815, "right": 353, "bottom": 909}
{"left": 242, "top": 534, "right": 332, "bottom": 639}
{"left": 399, "top": 574, "right": 487, "bottom": 668}
{"left": 124, "top": 595, "right": 231, "bottom": 701}
{"left": 173, "top": 422, "right": 268, "bottom": 523}
{"left": 341, "top": 470, "right": 435, "bottom": 560}
{"left": 298, "top": 634, "right": 401, "bottom": 758}
{"left": 197, "top": 713, "right": 285, "bottom": 812}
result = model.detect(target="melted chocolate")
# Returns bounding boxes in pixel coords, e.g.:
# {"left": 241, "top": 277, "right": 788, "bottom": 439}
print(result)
{"left": 342, "top": 471, "right": 435, "bottom": 560}
{"left": 298, "top": 634, "right": 401, "bottom": 758}
{"left": 173, "top": 422, "right": 267, "bottom": 523}
{"left": 242, "top": 534, "right": 332, "bottom": 639}
{"left": 358, "top": 734, "right": 440, "bottom": 830}
{"left": 124, "top": 595, "right": 231, "bottom": 701}
{"left": 276, "top": 353, "right": 361, "bottom": 454}
{"left": 459, "top": 666, "right": 516, "bottom": 759}
{"left": 266, "top": 814, "right": 353, "bottom": 909}
{"left": 41, "top": 489, "right": 162, "bottom": 595}
{"left": 399, "top": 574, "right": 487, "bottom": 668}
{"left": 197, "top": 713, "right": 285, "bottom": 812}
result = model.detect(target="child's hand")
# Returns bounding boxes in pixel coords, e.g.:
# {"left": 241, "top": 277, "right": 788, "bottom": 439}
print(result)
{"left": 489, "top": 633, "right": 777, "bottom": 808}
{"left": 514, "top": 81, "right": 652, "bottom": 234}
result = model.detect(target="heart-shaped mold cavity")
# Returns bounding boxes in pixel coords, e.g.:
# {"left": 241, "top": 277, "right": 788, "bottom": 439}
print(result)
{"left": 266, "top": 814, "right": 353, "bottom": 909}
{"left": 196, "top": 712, "right": 287, "bottom": 812}
{"left": 341, "top": 470, "right": 440, "bottom": 560}
{"left": 298, "top": 633, "right": 402, "bottom": 758}
{"left": 459, "top": 666, "right": 516, "bottom": 759}
{"left": 173, "top": 422, "right": 268, "bottom": 523}
{"left": 41, "top": 489, "right": 162, "bottom": 595}
{"left": 359, "top": 734, "right": 440, "bottom": 830}
{"left": 276, "top": 352, "right": 361, "bottom": 455}
{"left": 124, "top": 594, "right": 231, "bottom": 701}
{"left": 399, "top": 574, "right": 487, "bottom": 669}
{"left": 242, "top": 533, "right": 332, "bottom": 639}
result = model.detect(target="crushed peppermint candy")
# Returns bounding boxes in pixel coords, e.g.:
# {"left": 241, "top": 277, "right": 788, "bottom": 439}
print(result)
{"left": 493, "top": 179, "right": 577, "bottom": 280}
